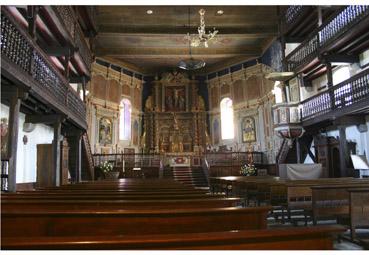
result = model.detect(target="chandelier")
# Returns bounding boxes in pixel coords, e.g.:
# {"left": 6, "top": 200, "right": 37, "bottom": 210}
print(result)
{"left": 178, "top": 8, "right": 206, "bottom": 71}
{"left": 185, "top": 9, "right": 219, "bottom": 48}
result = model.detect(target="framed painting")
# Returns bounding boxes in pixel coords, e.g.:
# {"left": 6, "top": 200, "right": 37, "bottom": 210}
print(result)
{"left": 242, "top": 117, "right": 256, "bottom": 143}
{"left": 99, "top": 117, "right": 112, "bottom": 145}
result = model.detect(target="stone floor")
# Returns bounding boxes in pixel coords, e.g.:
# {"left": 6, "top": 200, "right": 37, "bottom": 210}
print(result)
{"left": 267, "top": 216, "right": 368, "bottom": 250}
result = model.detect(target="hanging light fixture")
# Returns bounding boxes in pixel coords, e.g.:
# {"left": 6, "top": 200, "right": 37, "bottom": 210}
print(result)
{"left": 185, "top": 8, "right": 218, "bottom": 48}
{"left": 178, "top": 7, "right": 206, "bottom": 71}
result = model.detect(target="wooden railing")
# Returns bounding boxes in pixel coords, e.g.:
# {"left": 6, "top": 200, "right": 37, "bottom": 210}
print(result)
{"left": 93, "top": 153, "right": 162, "bottom": 168}
{"left": 1, "top": 10, "right": 87, "bottom": 129}
{"left": 52, "top": 6, "right": 92, "bottom": 70}
{"left": 285, "top": 5, "right": 369, "bottom": 72}
{"left": 301, "top": 68, "right": 369, "bottom": 121}
{"left": 204, "top": 152, "right": 264, "bottom": 166}
{"left": 285, "top": 32, "right": 319, "bottom": 72}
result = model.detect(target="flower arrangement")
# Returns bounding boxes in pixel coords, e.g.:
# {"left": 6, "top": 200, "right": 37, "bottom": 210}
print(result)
{"left": 99, "top": 161, "right": 114, "bottom": 173}
{"left": 240, "top": 163, "right": 257, "bottom": 176}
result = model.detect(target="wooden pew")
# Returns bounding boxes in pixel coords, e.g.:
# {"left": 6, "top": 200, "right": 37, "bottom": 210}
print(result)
{"left": 1, "top": 206, "right": 271, "bottom": 238}
{"left": 311, "top": 183, "right": 369, "bottom": 225}
{"left": 1, "top": 225, "right": 345, "bottom": 250}
{"left": 348, "top": 188, "right": 369, "bottom": 241}
{"left": 1, "top": 197, "right": 242, "bottom": 211}
{"left": 1, "top": 193, "right": 225, "bottom": 201}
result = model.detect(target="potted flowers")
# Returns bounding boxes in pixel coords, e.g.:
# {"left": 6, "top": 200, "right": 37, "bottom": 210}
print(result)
{"left": 99, "top": 161, "right": 119, "bottom": 179}
{"left": 240, "top": 163, "right": 257, "bottom": 176}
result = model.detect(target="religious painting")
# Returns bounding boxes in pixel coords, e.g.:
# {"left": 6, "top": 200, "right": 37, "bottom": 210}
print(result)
{"left": 213, "top": 119, "right": 220, "bottom": 144}
{"left": 242, "top": 117, "right": 256, "bottom": 143}
{"left": 1, "top": 118, "right": 9, "bottom": 159}
{"left": 165, "top": 86, "right": 185, "bottom": 112}
{"left": 99, "top": 117, "right": 112, "bottom": 145}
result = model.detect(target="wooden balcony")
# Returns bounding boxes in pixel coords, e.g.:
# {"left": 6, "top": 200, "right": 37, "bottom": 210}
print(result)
{"left": 1, "top": 9, "right": 87, "bottom": 130}
{"left": 284, "top": 6, "right": 369, "bottom": 75}
{"left": 281, "top": 6, "right": 317, "bottom": 37}
{"left": 301, "top": 68, "right": 369, "bottom": 127}
{"left": 40, "top": 6, "right": 93, "bottom": 76}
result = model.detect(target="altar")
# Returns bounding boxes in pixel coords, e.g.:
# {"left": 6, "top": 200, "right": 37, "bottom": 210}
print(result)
{"left": 142, "top": 71, "right": 209, "bottom": 154}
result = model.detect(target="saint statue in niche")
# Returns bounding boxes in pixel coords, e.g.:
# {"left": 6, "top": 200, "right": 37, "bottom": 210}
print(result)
{"left": 99, "top": 117, "right": 112, "bottom": 145}
{"left": 242, "top": 117, "right": 256, "bottom": 143}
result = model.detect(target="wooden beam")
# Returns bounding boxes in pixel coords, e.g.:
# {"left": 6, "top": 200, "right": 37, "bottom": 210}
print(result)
{"left": 43, "top": 46, "right": 76, "bottom": 57}
{"left": 96, "top": 47, "right": 262, "bottom": 58}
{"left": 320, "top": 54, "right": 359, "bottom": 64}
{"left": 98, "top": 25, "right": 278, "bottom": 36}
{"left": 25, "top": 114, "right": 65, "bottom": 125}
{"left": 69, "top": 76, "right": 90, "bottom": 84}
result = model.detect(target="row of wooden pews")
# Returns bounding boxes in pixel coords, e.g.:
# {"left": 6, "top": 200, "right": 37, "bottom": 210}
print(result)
{"left": 1, "top": 179, "right": 344, "bottom": 250}
{"left": 210, "top": 176, "right": 369, "bottom": 241}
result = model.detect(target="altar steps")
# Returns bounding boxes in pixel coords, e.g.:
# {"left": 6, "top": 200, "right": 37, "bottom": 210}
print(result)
{"left": 172, "top": 167, "right": 208, "bottom": 188}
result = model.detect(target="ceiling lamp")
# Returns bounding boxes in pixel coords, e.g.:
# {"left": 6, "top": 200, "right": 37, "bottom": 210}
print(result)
{"left": 185, "top": 9, "right": 219, "bottom": 48}
{"left": 178, "top": 8, "right": 206, "bottom": 71}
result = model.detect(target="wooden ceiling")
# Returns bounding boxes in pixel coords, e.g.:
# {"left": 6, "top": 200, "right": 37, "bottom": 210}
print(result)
{"left": 95, "top": 6, "right": 279, "bottom": 74}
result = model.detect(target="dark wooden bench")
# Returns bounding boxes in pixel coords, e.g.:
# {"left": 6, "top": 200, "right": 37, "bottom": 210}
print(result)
{"left": 1, "top": 197, "right": 242, "bottom": 211}
{"left": 311, "top": 183, "right": 369, "bottom": 225}
{"left": 348, "top": 188, "right": 369, "bottom": 241}
{"left": 1, "top": 206, "right": 271, "bottom": 238}
{"left": 1, "top": 225, "right": 345, "bottom": 250}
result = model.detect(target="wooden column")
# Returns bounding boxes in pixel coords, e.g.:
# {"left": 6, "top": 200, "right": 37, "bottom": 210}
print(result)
{"left": 27, "top": 6, "right": 39, "bottom": 39}
{"left": 296, "top": 137, "right": 301, "bottom": 163}
{"left": 52, "top": 118, "right": 62, "bottom": 186}
{"left": 7, "top": 88, "right": 25, "bottom": 192}
{"left": 326, "top": 62, "right": 335, "bottom": 110}
{"left": 338, "top": 126, "right": 348, "bottom": 177}
{"left": 75, "top": 135, "right": 82, "bottom": 182}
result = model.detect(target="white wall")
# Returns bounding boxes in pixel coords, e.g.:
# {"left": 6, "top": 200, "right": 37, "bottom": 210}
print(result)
{"left": 1, "top": 104, "right": 54, "bottom": 183}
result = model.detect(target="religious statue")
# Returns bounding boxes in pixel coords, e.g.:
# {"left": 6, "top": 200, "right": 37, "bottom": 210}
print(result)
{"left": 166, "top": 94, "right": 173, "bottom": 110}
{"left": 173, "top": 88, "right": 180, "bottom": 109}
{"left": 178, "top": 95, "right": 185, "bottom": 111}
{"left": 145, "top": 95, "right": 153, "bottom": 111}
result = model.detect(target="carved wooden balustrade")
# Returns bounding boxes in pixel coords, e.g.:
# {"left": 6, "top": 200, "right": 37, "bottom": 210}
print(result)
{"left": 285, "top": 5, "right": 369, "bottom": 72}
{"left": 1, "top": 10, "right": 87, "bottom": 129}
{"left": 301, "top": 68, "right": 369, "bottom": 122}
{"left": 281, "top": 5, "right": 311, "bottom": 34}
{"left": 52, "top": 6, "right": 92, "bottom": 71}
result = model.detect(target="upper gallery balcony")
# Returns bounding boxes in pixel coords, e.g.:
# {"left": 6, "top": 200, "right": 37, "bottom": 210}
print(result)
{"left": 1, "top": 9, "right": 87, "bottom": 130}
{"left": 284, "top": 6, "right": 369, "bottom": 75}
{"left": 300, "top": 68, "right": 369, "bottom": 127}
{"left": 4, "top": 6, "right": 94, "bottom": 78}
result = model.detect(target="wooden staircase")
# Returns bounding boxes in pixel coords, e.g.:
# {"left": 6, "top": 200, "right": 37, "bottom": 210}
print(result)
{"left": 81, "top": 133, "right": 94, "bottom": 181}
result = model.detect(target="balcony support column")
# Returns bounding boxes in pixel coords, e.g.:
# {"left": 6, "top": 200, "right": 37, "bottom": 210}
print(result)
{"left": 338, "top": 126, "right": 349, "bottom": 177}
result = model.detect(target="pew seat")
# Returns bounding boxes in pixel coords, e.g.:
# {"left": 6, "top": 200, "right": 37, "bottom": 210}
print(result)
{"left": 1, "top": 225, "right": 344, "bottom": 250}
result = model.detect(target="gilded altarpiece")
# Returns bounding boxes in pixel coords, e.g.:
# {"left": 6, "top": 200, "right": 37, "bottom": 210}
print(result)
{"left": 143, "top": 71, "right": 207, "bottom": 154}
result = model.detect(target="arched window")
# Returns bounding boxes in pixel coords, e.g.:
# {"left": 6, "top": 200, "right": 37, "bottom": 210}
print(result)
{"left": 119, "top": 99, "right": 131, "bottom": 141}
{"left": 220, "top": 97, "right": 234, "bottom": 140}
